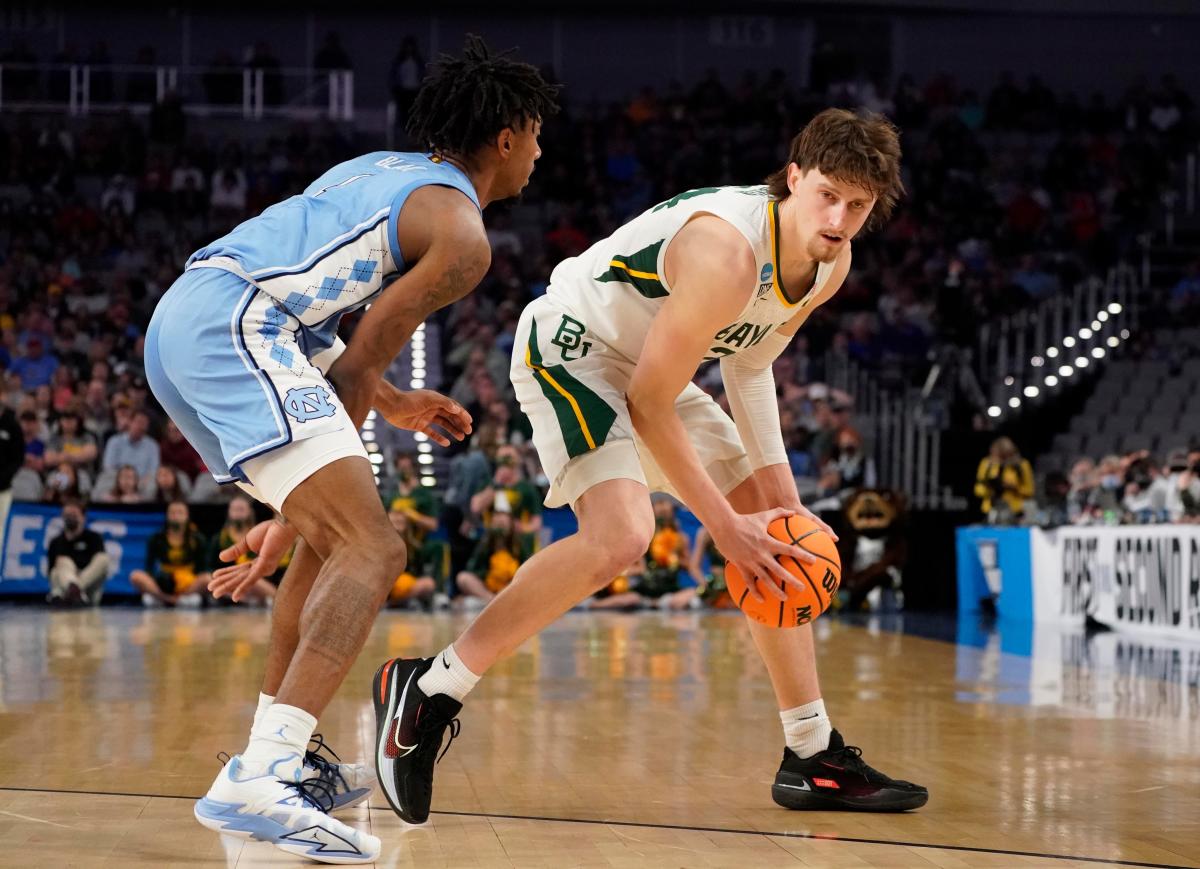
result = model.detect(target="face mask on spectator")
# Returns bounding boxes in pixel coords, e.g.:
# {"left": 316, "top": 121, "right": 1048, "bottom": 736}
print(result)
{"left": 64, "top": 516, "right": 82, "bottom": 533}
{"left": 1101, "top": 474, "right": 1121, "bottom": 489}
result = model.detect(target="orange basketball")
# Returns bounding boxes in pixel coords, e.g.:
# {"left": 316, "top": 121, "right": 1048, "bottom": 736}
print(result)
{"left": 724, "top": 514, "right": 840, "bottom": 628}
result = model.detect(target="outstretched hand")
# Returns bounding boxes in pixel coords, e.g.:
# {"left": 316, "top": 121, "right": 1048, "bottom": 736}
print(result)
{"left": 377, "top": 388, "right": 472, "bottom": 447}
{"left": 208, "top": 518, "right": 299, "bottom": 602}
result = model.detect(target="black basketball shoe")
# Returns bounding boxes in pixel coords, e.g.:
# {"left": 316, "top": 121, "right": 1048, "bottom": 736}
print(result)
{"left": 772, "top": 729, "right": 928, "bottom": 812}
{"left": 371, "top": 657, "right": 462, "bottom": 824}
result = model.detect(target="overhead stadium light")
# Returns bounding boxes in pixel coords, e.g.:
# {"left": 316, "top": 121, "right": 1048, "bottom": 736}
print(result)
{"left": 1047, "top": 347, "right": 1060, "bottom": 358}
{"left": 1044, "top": 375, "right": 1059, "bottom": 387}
{"left": 1091, "top": 347, "right": 1105, "bottom": 359}
{"left": 1008, "top": 397, "right": 1021, "bottom": 408}
{"left": 1023, "top": 385, "right": 1039, "bottom": 398}
{"left": 987, "top": 405, "right": 1002, "bottom": 418}
{"left": 1059, "top": 365, "right": 1074, "bottom": 377}
{"left": 1063, "top": 336, "right": 1077, "bottom": 348}
{"left": 1108, "top": 302, "right": 1123, "bottom": 314}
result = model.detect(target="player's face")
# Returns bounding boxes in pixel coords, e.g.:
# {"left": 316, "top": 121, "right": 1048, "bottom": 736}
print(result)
{"left": 789, "top": 167, "right": 876, "bottom": 264}
{"left": 498, "top": 119, "right": 542, "bottom": 197}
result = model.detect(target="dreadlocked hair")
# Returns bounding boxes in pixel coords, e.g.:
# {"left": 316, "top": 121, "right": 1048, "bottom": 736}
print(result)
{"left": 407, "top": 34, "right": 560, "bottom": 159}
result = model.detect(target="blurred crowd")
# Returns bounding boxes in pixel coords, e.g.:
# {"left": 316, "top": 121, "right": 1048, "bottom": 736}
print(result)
{"left": 1, "top": 35, "right": 1196, "bottom": 604}
{"left": 976, "top": 437, "right": 1200, "bottom": 527}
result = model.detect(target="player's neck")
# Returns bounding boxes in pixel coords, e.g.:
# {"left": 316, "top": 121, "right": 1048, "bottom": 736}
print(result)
{"left": 775, "top": 196, "right": 820, "bottom": 287}
{"left": 437, "top": 152, "right": 502, "bottom": 209}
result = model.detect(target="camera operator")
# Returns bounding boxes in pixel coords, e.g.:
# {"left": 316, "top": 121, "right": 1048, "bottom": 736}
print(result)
{"left": 973, "top": 437, "right": 1034, "bottom": 525}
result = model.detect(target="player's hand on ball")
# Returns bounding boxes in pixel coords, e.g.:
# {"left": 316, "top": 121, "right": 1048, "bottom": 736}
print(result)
{"left": 791, "top": 502, "right": 838, "bottom": 542}
{"left": 712, "top": 507, "right": 815, "bottom": 604}
{"left": 209, "top": 518, "right": 298, "bottom": 602}
{"left": 378, "top": 389, "right": 472, "bottom": 447}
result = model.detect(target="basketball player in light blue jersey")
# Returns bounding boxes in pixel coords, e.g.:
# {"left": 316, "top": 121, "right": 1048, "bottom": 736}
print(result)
{"left": 144, "top": 37, "right": 557, "bottom": 863}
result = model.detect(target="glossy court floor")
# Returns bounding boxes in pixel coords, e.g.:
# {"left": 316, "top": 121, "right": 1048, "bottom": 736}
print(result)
{"left": 0, "top": 605, "right": 1196, "bottom": 868}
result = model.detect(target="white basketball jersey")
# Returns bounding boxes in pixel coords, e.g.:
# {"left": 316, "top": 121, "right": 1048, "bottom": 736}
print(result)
{"left": 546, "top": 185, "right": 841, "bottom": 363}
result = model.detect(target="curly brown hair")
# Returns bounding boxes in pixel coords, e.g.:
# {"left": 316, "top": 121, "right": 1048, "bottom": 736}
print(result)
{"left": 765, "top": 108, "right": 904, "bottom": 231}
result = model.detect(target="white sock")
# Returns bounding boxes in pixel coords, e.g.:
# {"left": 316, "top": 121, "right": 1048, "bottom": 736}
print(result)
{"left": 252, "top": 692, "right": 275, "bottom": 731}
{"left": 781, "top": 699, "right": 832, "bottom": 759}
{"left": 240, "top": 703, "right": 317, "bottom": 782}
{"left": 416, "top": 644, "right": 480, "bottom": 702}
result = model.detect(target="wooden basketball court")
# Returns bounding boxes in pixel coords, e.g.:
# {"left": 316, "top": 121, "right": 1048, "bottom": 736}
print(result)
{"left": 0, "top": 606, "right": 1196, "bottom": 868}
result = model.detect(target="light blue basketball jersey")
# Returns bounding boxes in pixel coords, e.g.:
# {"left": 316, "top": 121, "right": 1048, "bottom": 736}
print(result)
{"left": 187, "top": 152, "right": 480, "bottom": 357}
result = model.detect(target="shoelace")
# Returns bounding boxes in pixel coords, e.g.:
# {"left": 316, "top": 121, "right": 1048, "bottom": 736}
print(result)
{"left": 417, "top": 710, "right": 462, "bottom": 764}
{"left": 303, "top": 733, "right": 346, "bottom": 789}
{"left": 214, "top": 751, "right": 337, "bottom": 813}
{"left": 827, "top": 744, "right": 887, "bottom": 783}
{"left": 283, "top": 777, "right": 336, "bottom": 813}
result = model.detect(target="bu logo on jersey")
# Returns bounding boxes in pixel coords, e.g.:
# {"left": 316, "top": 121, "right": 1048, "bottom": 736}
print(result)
{"left": 283, "top": 386, "right": 337, "bottom": 423}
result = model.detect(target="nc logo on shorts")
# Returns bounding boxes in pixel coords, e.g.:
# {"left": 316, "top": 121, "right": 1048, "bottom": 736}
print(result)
{"left": 283, "top": 386, "right": 337, "bottom": 423}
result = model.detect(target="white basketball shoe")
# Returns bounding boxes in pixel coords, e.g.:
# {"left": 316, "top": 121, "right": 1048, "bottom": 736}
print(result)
{"left": 194, "top": 753, "right": 380, "bottom": 864}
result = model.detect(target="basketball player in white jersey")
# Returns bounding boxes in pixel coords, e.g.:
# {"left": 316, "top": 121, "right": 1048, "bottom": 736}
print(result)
{"left": 375, "top": 109, "right": 928, "bottom": 823}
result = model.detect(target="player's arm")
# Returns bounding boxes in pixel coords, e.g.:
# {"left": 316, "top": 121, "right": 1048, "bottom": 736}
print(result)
{"left": 721, "top": 246, "right": 851, "bottom": 533}
{"left": 328, "top": 185, "right": 492, "bottom": 427}
{"left": 627, "top": 217, "right": 816, "bottom": 600}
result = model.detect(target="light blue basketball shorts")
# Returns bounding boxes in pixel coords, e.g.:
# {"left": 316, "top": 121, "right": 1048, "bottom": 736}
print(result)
{"left": 145, "top": 266, "right": 364, "bottom": 508}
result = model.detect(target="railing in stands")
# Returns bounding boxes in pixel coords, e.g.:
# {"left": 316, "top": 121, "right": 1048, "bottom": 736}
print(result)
{"left": 0, "top": 62, "right": 353, "bottom": 120}
{"left": 978, "top": 262, "right": 1139, "bottom": 422}
{"left": 823, "top": 353, "right": 964, "bottom": 510}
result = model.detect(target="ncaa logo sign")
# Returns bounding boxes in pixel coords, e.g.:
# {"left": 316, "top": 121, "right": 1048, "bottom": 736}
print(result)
{"left": 283, "top": 386, "right": 337, "bottom": 423}
{"left": 760, "top": 263, "right": 773, "bottom": 282}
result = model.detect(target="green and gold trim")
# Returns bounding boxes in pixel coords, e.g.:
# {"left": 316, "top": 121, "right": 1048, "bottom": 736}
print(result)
{"left": 595, "top": 240, "right": 668, "bottom": 299}
{"left": 524, "top": 320, "right": 617, "bottom": 458}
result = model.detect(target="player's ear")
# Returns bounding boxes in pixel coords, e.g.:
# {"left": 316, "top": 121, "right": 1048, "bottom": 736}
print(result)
{"left": 497, "top": 127, "right": 514, "bottom": 158}
{"left": 787, "top": 163, "right": 804, "bottom": 195}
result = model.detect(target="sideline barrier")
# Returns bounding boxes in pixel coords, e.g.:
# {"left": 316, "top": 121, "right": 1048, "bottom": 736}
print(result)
{"left": 957, "top": 524, "right": 1200, "bottom": 639}
{"left": 1, "top": 503, "right": 165, "bottom": 597}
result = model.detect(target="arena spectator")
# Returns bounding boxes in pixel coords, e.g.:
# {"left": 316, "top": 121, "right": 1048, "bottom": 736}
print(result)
{"left": 129, "top": 499, "right": 211, "bottom": 606}
{"left": 18, "top": 410, "right": 46, "bottom": 475}
{"left": 469, "top": 444, "right": 542, "bottom": 538}
{"left": 45, "top": 499, "right": 109, "bottom": 606}
{"left": 151, "top": 464, "right": 192, "bottom": 504}
{"left": 592, "top": 496, "right": 698, "bottom": 610}
{"left": 974, "top": 437, "right": 1035, "bottom": 524}
{"left": 100, "top": 410, "right": 159, "bottom": 482}
{"left": 1067, "top": 458, "right": 1098, "bottom": 523}
{"left": 380, "top": 452, "right": 437, "bottom": 539}
{"left": 10, "top": 336, "right": 59, "bottom": 391}
{"left": 0, "top": 394, "right": 24, "bottom": 550}
{"left": 95, "top": 464, "right": 146, "bottom": 504}
{"left": 44, "top": 409, "right": 98, "bottom": 473}
{"left": 384, "top": 509, "right": 441, "bottom": 610}
{"left": 455, "top": 509, "right": 534, "bottom": 605}
{"left": 43, "top": 461, "right": 91, "bottom": 504}
{"left": 158, "top": 418, "right": 205, "bottom": 482}
{"left": 828, "top": 426, "right": 877, "bottom": 491}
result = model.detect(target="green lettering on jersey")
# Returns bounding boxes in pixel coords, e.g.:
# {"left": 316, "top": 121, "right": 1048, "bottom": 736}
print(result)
{"left": 725, "top": 323, "right": 755, "bottom": 347}
{"left": 596, "top": 239, "right": 667, "bottom": 298}
{"left": 651, "top": 187, "right": 722, "bottom": 212}
{"left": 712, "top": 322, "right": 776, "bottom": 352}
